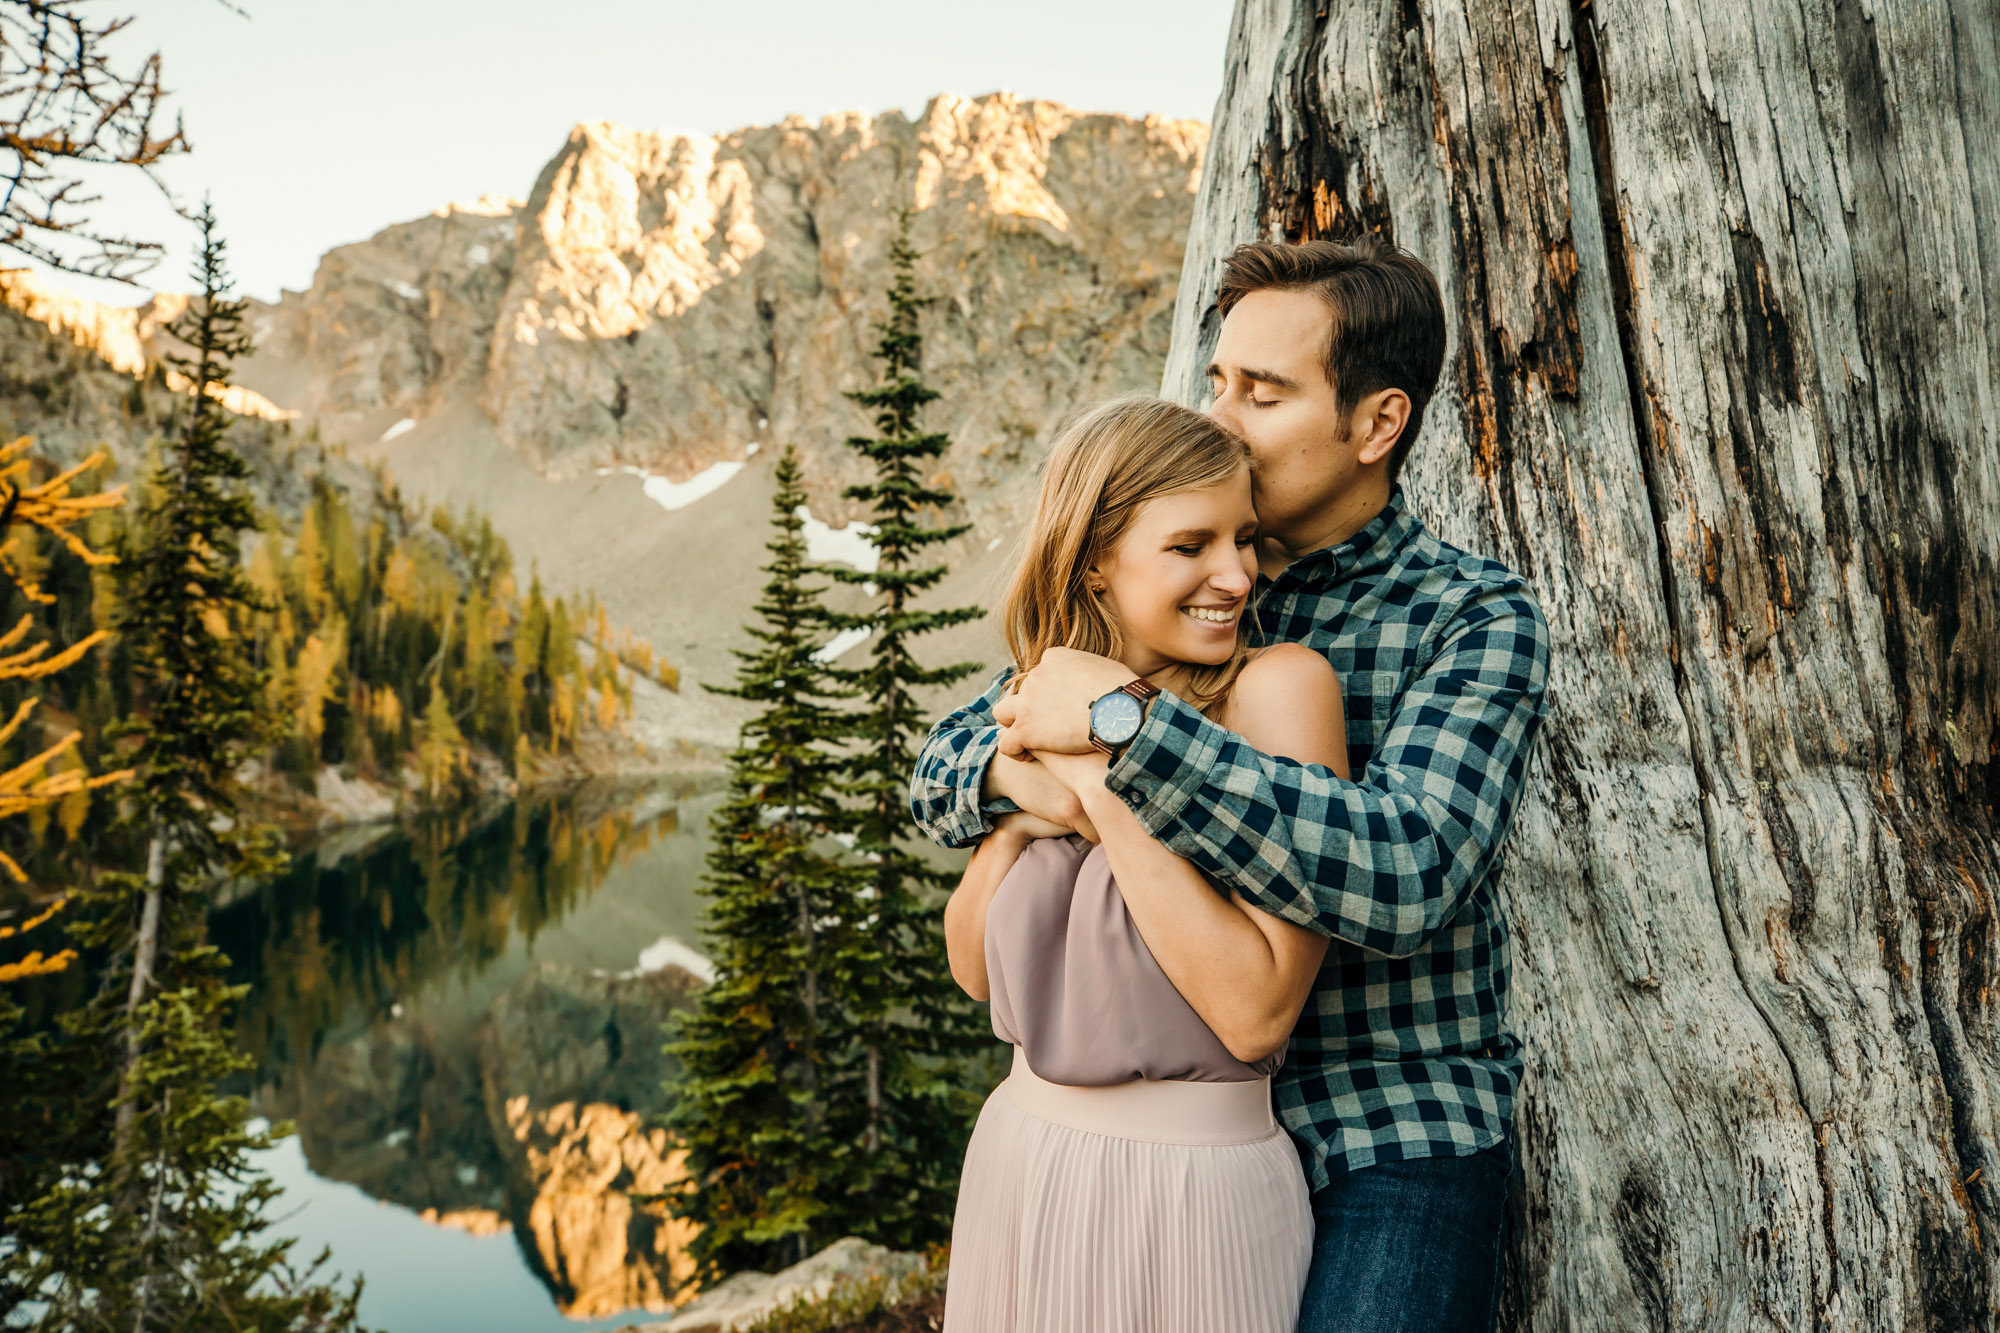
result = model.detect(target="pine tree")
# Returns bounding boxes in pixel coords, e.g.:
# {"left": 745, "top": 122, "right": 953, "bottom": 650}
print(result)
{"left": 820, "top": 210, "right": 989, "bottom": 1249}
{"left": 3, "top": 202, "right": 364, "bottom": 1331}
{"left": 661, "top": 445, "right": 859, "bottom": 1285}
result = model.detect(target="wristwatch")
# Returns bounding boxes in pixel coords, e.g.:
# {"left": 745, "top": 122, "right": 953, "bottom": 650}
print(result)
{"left": 1087, "top": 678, "right": 1160, "bottom": 757}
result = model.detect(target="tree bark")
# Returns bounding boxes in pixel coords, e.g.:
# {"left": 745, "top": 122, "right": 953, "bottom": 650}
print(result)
{"left": 1166, "top": 2, "right": 2000, "bottom": 1328}
{"left": 114, "top": 824, "right": 167, "bottom": 1150}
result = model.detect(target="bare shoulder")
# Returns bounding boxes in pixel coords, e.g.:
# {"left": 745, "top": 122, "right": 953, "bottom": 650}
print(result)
{"left": 1219, "top": 643, "right": 1348, "bottom": 774}
{"left": 1239, "top": 642, "right": 1339, "bottom": 696}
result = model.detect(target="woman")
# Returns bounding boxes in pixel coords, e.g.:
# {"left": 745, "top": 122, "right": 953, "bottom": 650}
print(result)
{"left": 940, "top": 395, "right": 1350, "bottom": 1333}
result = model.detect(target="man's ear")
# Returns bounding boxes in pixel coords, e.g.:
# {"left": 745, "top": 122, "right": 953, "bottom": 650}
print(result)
{"left": 1352, "top": 388, "right": 1411, "bottom": 467}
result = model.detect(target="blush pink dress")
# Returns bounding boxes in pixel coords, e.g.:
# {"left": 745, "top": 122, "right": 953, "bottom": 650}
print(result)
{"left": 943, "top": 836, "right": 1313, "bottom": 1333}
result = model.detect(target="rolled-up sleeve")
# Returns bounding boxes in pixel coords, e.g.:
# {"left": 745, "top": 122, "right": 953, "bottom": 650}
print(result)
{"left": 908, "top": 667, "right": 1018, "bottom": 849}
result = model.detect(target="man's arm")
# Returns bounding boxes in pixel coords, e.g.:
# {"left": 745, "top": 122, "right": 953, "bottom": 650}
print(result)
{"left": 909, "top": 668, "right": 1014, "bottom": 849}
{"left": 910, "top": 667, "right": 1101, "bottom": 851}
{"left": 1105, "top": 583, "right": 1551, "bottom": 958}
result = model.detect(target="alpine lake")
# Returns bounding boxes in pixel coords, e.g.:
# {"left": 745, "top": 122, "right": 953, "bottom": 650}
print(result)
{"left": 211, "top": 776, "right": 730, "bottom": 1333}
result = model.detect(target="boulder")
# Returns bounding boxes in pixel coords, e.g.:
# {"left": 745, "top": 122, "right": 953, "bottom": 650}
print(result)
{"left": 628, "top": 1237, "right": 928, "bottom": 1333}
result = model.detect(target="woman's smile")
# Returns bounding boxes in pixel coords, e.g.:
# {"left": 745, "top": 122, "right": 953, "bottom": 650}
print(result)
{"left": 1180, "top": 602, "right": 1241, "bottom": 626}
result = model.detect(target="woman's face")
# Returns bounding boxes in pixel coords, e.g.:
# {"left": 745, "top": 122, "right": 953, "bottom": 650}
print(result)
{"left": 1089, "top": 467, "right": 1258, "bottom": 678}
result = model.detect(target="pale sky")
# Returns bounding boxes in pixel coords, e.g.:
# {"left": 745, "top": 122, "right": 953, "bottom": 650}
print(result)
{"left": 33, "top": 0, "right": 1234, "bottom": 306}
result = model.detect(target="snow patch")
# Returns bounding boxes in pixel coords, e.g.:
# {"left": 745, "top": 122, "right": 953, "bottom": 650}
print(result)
{"left": 383, "top": 1128, "right": 411, "bottom": 1149}
{"left": 797, "top": 507, "right": 879, "bottom": 572}
{"left": 812, "top": 626, "right": 872, "bottom": 664}
{"left": 745, "top": 441, "right": 760, "bottom": 456}
{"left": 628, "top": 935, "right": 715, "bottom": 985}
{"left": 465, "top": 243, "right": 491, "bottom": 266}
{"left": 382, "top": 278, "right": 423, "bottom": 301}
{"left": 379, "top": 418, "right": 417, "bottom": 442}
{"left": 986, "top": 536, "right": 1003, "bottom": 551}
{"left": 627, "top": 460, "right": 744, "bottom": 512}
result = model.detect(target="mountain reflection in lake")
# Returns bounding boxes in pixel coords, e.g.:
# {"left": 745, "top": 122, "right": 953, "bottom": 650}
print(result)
{"left": 210, "top": 778, "right": 725, "bottom": 1333}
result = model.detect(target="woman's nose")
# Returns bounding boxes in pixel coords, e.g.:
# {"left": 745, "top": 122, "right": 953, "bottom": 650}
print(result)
{"left": 1209, "top": 558, "right": 1252, "bottom": 596}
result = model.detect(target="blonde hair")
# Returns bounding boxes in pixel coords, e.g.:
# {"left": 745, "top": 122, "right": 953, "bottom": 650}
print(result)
{"left": 1001, "top": 395, "right": 1259, "bottom": 715}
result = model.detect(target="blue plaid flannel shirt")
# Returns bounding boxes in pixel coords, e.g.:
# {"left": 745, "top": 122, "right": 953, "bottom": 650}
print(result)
{"left": 908, "top": 486, "right": 1551, "bottom": 1190}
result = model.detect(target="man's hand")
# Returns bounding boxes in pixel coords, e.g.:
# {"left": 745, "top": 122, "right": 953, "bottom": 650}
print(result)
{"left": 992, "top": 647, "right": 1140, "bottom": 758}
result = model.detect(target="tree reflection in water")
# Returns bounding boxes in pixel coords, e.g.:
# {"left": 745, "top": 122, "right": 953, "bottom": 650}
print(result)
{"left": 209, "top": 778, "right": 720, "bottom": 1322}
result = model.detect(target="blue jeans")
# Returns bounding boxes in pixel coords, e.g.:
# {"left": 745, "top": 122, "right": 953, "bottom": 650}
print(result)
{"left": 1296, "top": 1136, "right": 1514, "bottom": 1333}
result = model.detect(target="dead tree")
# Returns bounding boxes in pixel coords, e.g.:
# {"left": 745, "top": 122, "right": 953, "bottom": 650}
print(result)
{"left": 1164, "top": 2, "right": 2000, "bottom": 1328}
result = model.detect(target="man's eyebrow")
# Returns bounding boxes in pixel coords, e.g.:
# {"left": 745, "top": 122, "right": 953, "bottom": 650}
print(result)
{"left": 1205, "top": 361, "right": 1306, "bottom": 392}
{"left": 1241, "top": 366, "right": 1306, "bottom": 391}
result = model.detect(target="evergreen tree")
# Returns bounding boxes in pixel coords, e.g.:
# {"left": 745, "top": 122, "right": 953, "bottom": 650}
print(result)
{"left": 661, "top": 445, "right": 858, "bottom": 1285}
{"left": 820, "top": 210, "right": 988, "bottom": 1249}
{"left": 2, "top": 203, "right": 364, "bottom": 1332}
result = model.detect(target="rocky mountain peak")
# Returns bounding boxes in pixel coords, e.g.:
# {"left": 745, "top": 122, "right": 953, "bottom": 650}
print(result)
{"left": 249, "top": 92, "right": 1205, "bottom": 526}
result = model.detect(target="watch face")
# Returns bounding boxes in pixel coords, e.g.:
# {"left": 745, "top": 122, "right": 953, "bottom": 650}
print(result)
{"left": 1090, "top": 690, "right": 1144, "bottom": 746}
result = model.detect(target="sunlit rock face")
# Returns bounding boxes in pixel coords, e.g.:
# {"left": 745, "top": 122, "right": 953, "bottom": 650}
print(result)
{"left": 494, "top": 1097, "right": 693, "bottom": 1317}
{"left": 251, "top": 93, "right": 1206, "bottom": 526}
{"left": 478, "top": 962, "right": 703, "bottom": 1317}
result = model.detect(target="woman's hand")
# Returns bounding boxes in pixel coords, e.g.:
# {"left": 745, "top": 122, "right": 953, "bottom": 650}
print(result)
{"left": 1022, "top": 745, "right": 1109, "bottom": 794}
{"left": 1018, "top": 747, "right": 1108, "bottom": 843}
{"left": 993, "top": 809, "right": 1076, "bottom": 841}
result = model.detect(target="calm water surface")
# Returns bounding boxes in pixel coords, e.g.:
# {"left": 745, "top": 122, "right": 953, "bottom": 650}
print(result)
{"left": 211, "top": 778, "right": 725, "bottom": 1333}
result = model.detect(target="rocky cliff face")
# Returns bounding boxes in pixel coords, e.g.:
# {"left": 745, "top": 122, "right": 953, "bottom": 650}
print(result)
{"left": 249, "top": 94, "right": 1203, "bottom": 525}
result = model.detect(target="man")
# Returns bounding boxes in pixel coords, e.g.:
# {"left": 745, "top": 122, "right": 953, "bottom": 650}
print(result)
{"left": 909, "top": 235, "right": 1550, "bottom": 1333}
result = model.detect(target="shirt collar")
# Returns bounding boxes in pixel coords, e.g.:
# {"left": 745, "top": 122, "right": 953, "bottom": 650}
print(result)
{"left": 1265, "top": 485, "right": 1417, "bottom": 590}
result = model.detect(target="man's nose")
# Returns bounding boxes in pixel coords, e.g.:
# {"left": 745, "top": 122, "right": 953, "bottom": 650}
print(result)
{"left": 1206, "top": 387, "right": 1238, "bottom": 432}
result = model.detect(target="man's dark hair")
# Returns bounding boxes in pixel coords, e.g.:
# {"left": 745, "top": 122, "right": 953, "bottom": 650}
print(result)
{"left": 1216, "top": 235, "right": 1447, "bottom": 482}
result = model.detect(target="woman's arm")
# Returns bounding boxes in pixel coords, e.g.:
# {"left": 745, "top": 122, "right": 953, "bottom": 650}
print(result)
{"left": 1033, "top": 645, "right": 1351, "bottom": 1063}
{"left": 942, "top": 813, "right": 1067, "bottom": 1001}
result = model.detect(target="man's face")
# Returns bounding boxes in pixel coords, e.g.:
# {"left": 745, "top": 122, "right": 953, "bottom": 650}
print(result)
{"left": 1204, "top": 288, "right": 1363, "bottom": 551}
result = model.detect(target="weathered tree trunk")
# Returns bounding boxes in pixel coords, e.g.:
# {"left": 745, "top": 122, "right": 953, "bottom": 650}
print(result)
{"left": 1165, "top": 2, "right": 2000, "bottom": 1328}
{"left": 114, "top": 824, "right": 168, "bottom": 1150}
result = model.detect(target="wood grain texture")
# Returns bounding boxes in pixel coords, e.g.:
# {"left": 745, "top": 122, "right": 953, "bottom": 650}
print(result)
{"left": 1164, "top": 2, "right": 2000, "bottom": 1326}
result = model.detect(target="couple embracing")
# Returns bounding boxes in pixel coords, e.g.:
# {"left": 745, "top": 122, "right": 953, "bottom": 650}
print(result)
{"left": 909, "top": 237, "right": 1552, "bottom": 1333}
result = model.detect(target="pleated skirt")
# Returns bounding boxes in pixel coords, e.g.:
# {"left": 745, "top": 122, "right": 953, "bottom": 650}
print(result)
{"left": 944, "top": 1048, "right": 1313, "bottom": 1333}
